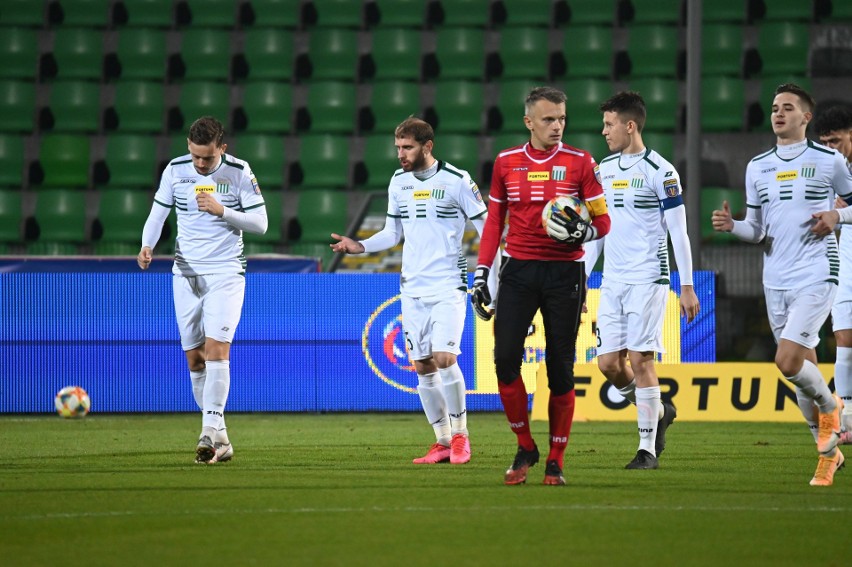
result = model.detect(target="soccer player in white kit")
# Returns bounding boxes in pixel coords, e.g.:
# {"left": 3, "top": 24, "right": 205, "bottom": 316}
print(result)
{"left": 137, "top": 116, "right": 268, "bottom": 464}
{"left": 712, "top": 84, "right": 852, "bottom": 486}
{"left": 583, "top": 91, "right": 700, "bottom": 470}
{"left": 331, "top": 117, "right": 487, "bottom": 465}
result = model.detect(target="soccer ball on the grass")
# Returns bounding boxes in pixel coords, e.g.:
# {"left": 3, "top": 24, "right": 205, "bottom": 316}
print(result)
{"left": 541, "top": 194, "right": 590, "bottom": 230}
{"left": 54, "top": 386, "right": 91, "bottom": 418}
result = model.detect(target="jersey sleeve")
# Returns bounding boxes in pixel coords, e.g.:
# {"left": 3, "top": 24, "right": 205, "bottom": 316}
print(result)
{"left": 831, "top": 151, "right": 852, "bottom": 202}
{"left": 476, "top": 156, "right": 509, "bottom": 268}
{"left": 456, "top": 172, "right": 488, "bottom": 220}
{"left": 651, "top": 157, "right": 685, "bottom": 210}
{"left": 153, "top": 162, "right": 176, "bottom": 207}
{"left": 237, "top": 163, "right": 265, "bottom": 211}
{"left": 579, "top": 156, "right": 610, "bottom": 238}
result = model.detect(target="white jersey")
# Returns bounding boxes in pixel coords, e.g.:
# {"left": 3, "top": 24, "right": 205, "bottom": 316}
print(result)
{"left": 379, "top": 161, "right": 487, "bottom": 297}
{"left": 745, "top": 141, "right": 852, "bottom": 290}
{"left": 836, "top": 158, "right": 852, "bottom": 304}
{"left": 154, "top": 153, "right": 265, "bottom": 276}
{"left": 596, "top": 149, "right": 683, "bottom": 284}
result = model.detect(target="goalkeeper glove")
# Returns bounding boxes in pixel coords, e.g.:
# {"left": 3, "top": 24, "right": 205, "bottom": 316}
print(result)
{"left": 546, "top": 206, "right": 596, "bottom": 244}
{"left": 470, "top": 266, "right": 493, "bottom": 321}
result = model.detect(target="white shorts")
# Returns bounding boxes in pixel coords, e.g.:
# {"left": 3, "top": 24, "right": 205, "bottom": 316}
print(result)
{"left": 400, "top": 289, "right": 466, "bottom": 361}
{"left": 765, "top": 283, "right": 835, "bottom": 349}
{"left": 173, "top": 273, "right": 246, "bottom": 351}
{"left": 832, "top": 299, "right": 852, "bottom": 332}
{"left": 596, "top": 280, "right": 668, "bottom": 355}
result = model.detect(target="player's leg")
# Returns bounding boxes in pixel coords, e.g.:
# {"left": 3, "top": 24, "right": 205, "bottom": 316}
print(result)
{"left": 595, "top": 280, "right": 634, "bottom": 398}
{"left": 832, "top": 308, "right": 852, "bottom": 443}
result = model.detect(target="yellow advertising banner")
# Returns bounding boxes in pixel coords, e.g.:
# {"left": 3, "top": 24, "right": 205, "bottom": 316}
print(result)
{"left": 530, "top": 362, "right": 835, "bottom": 422}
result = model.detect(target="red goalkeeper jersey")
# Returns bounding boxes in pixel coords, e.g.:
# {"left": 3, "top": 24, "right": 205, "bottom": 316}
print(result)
{"left": 477, "top": 141, "right": 610, "bottom": 266}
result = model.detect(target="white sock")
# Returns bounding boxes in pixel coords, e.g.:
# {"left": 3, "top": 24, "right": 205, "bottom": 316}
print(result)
{"left": 202, "top": 360, "right": 230, "bottom": 432}
{"left": 787, "top": 360, "right": 836, "bottom": 413}
{"left": 417, "top": 372, "right": 450, "bottom": 445}
{"left": 835, "top": 347, "right": 852, "bottom": 412}
{"left": 190, "top": 369, "right": 206, "bottom": 410}
{"left": 635, "top": 386, "right": 661, "bottom": 456}
{"left": 439, "top": 363, "right": 468, "bottom": 436}
{"left": 216, "top": 427, "right": 230, "bottom": 445}
{"left": 618, "top": 379, "right": 637, "bottom": 405}
{"left": 795, "top": 388, "right": 819, "bottom": 442}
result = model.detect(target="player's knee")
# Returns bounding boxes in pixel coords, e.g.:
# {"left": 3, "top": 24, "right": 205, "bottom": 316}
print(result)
{"left": 495, "top": 358, "right": 521, "bottom": 385}
{"left": 774, "top": 352, "right": 803, "bottom": 378}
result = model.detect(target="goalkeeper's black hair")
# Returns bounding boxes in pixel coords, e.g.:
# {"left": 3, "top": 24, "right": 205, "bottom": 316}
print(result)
{"left": 188, "top": 116, "right": 225, "bottom": 147}
{"left": 599, "top": 91, "right": 647, "bottom": 133}
{"left": 774, "top": 83, "right": 816, "bottom": 114}
{"left": 395, "top": 117, "right": 434, "bottom": 145}
{"left": 813, "top": 104, "right": 852, "bottom": 137}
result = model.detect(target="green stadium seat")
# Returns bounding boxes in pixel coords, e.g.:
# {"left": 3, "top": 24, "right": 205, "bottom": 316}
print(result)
{"left": 0, "top": 190, "right": 23, "bottom": 242}
{"left": 567, "top": 132, "right": 610, "bottom": 163}
{"left": 821, "top": 0, "right": 852, "bottom": 21}
{"left": 566, "top": 0, "right": 616, "bottom": 25}
{"left": 93, "top": 240, "right": 141, "bottom": 255}
{"left": 95, "top": 135, "right": 158, "bottom": 188}
{"left": 699, "top": 76, "right": 745, "bottom": 132}
{"left": 563, "top": 78, "right": 613, "bottom": 131}
{"left": 95, "top": 189, "right": 152, "bottom": 242}
{"left": 489, "top": 78, "right": 538, "bottom": 132}
{"left": 107, "top": 80, "right": 165, "bottom": 133}
{"left": 298, "top": 28, "right": 360, "bottom": 80}
{"left": 0, "top": 134, "right": 25, "bottom": 188}
{"left": 492, "top": 132, "right": 529, "bottom": 153}
{"left": 308, "top": 0, "right": 364, "bottom": 28}
{"left": 114, "top": 0, "right": 175, "bottom": 28}
{"left": 642, "top": 130, "right": 675, "bottom": 163}
{"left": 34, "top": 134, "right": 91, "bottom": 188}
{"left": 492, "top": 26, "right": 551, "bottom": 80}
{"left": 700, "top": 186, "right": 745, "bottom": 243}
{"left": 26, "top": 241, "right": 81, "bottom": 255}
{"left": 243, "top": 188, "right": 283, "bottom": 247}
{"left": 236, "top": 28, "right": 294, "bottom": 81}
{"left": 496, "top": 0, "right": 558, "bottom": 27}
{"left": 49, "top": 0, "right": 111, "bottom": 27}
{"left": 360, "top": 80, "right": 422, "bottom": 133}
{"left": 426, "top": 27, "right": 486, "bottom": 80}
{"left": 41, "top": 80, "right": 101, "bottom": 133}
{"left": 365, "top": 28, "right": 422, "bottom": 81}
{"left": 232, "top": 134, "right": 286, "bottom": 189}
{"left": 698, "top": 23, "right": 743, "bottom": 76}
{"left": 297, "top": 81, "right": 356, "bottom": 134}
{"left": 357, "top": 133, "right": 398, "bottom": 187}
{"left": 236, "top": 81, "right": 292, "bottom": 134}
{"left": 559, "top": 25, "right": 613, "bottom": 79}
{"left": 0, "top": 80, "right": 36, "bottom": 132}
{"left": 746, "top": 22, "right": 809, "bottom": 77}
{"left": 700, "top": 0, "right": 746, "bottom": 22}
{"left": 32, "top": 188, "right": 88, "bottom": 243}
{"left": 293, "top": 134, "right": 352, "bottom": 189}
{"left": 106, "top": 28, "right": 168, "bottom": 81}
{"left": 427, "top": 80, "right": 485, "bottom": 134}
{"left": 628, "top": 77, "right": 679, "bottom": 132}
{"left": 618, "top": 24, "right": 679, "bottom": 78}
{"left": 170, "top": 29, "right": 232, "bottom": 81}
{"left": 750, "top": 0, "right": 813, "bottom": 22}
{"left": 295, "top": 188, "right": 349, "bottom": 243}
{"left": 438, "top": 134, "right": 480, "bottom": 178}
{"left": 176, "top": 0, "right": 239, "bottom": 27}
{"left": 368, "top": 0, "right": 426, "bottom": 28}
{"left": 0, "top": 0, "right": 46, "bottom": 26}
{"left": 0, "top": 27, "right": 39, "bottom": 80}
{"left": 239, "top": 0, "right": 301, "bottom": 28}
{"left": 169, "top": 81, "right": 231, "bottom": 131}
{"left": 430, "top": 0, "right": 492, "bottom": 27}
{"left": 622, "top": 0, "right": 682, "bottom": 24}
{"left": 42, "top": 27, "right": 104, "bottom": 80}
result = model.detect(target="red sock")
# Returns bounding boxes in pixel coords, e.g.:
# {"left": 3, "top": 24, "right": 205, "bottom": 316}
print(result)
{"left": 498, "top": 378, "right": 535, "bottom": 451}
{"left": 547, "top": 390, "right": 575, "bottom": 469}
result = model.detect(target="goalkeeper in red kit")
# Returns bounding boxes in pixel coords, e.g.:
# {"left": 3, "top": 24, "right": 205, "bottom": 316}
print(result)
{"left": 472, "top": 86, "right": 610, "bottom": 485}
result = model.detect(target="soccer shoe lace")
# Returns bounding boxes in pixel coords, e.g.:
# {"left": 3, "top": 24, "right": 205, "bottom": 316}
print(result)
{"left": 195, "top": 435, "right": 216, "bottom": 464}
{"left": 655, "top": 402, "right": 677, "bottom": 457}
{"left": 449, "top": 433, "right": 471, "bottom": 465}
{"left": 412, "top": 442, "right": 451, "bottom": 464}
{"left": 543, "top": 459, "right": 565, "bottom": 486}
{"left": 208, "top": 442, "right": 233, "bottom": 464}
{"left": 816, "top": 395, "right": 843, "bottom": 454}
{"left": 810, "top": 448, "right": 845, "bottom": 487}
{"left": 625, "top": 449, "right": 659, "bottom": 470}
{"left": 504, "top": 445, "right": 540, "bottom": 485}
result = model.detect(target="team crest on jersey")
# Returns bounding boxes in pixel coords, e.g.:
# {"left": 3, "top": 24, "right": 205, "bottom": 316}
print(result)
{"left": 552, "top": 166, "right": 566, "bottom": 181}
{"left": 593, "top": 164, "right": 601, "bottom": 185}
{"left": 631, "top": 175, "right": 644, "bottom": 188}
{"left": 776, "top": 170, "right": 798, "bottom": 181}
{"left": 195, "top": 185, "right": 215, "bottom": 193}
{"left": 612, "top": 180, "right": 629, "bottom": 189}
{"left": 470, "top": 181, "right": 482, "bottom": 202}
{"left": 663, "top": 178, "right": 679, "bottom": 197}
{"left": 432, "top": 188, "right": 445, "bottom": 200}
{"left": 528, "top": 171, "right": 550, "bottom": 181}
{"left": 251, "top": 177, "right": 261, "bottom": 194}
{"left": 215, "top": 182, "right": 229, "bottom": 194}
{"left": 413, "top": 190, "right": 431, "bottom": 200}
{"left": 800, "top": 164, "right": 816, "bottom": 178}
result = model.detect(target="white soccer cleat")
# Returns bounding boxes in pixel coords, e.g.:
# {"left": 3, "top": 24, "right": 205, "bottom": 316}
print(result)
{"left": 208, "top": 442, "right": 234, "bottom": 464}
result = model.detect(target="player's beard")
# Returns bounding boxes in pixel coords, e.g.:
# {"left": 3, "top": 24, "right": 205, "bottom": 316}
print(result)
{"left": 401, "top": 149, "right": 429, "bottom": 172}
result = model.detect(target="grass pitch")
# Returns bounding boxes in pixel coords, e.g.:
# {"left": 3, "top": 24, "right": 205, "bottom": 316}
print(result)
{"left": 2, "top": 413, "right": 849, "bottom": 567}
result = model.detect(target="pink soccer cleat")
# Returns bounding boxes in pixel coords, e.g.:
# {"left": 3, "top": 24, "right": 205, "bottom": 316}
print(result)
{"left": 450, "top": 433, "right": 471, "bottom": 464}
{"left": 412, "top": 442, "right": 451, "bottom": 464}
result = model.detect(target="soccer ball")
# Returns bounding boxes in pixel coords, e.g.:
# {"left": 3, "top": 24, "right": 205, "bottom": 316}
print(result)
{"left": 541, "top": 195, "right": 590, "bottom": 230}
{"left": 54, "top": 386, "right": 91, "bottom": 418}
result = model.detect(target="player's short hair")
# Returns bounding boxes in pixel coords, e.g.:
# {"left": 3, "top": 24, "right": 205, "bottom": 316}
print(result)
{"left": 188, "top": 116, "right": 225, "bottom": 147}
{"left": 599, "top": 91, "right": 647, "bottom": 133}
{"left": 524, "top": 86, "right": 567, "bottom": 116}
{"left": 395, "top": 117, "right": 434, "bottom": 145}
{"left": 774, "top": 83, "right": 816, "bottom": 114}
{"left": 813, "top": 105, "right": 852, "bottom": 136}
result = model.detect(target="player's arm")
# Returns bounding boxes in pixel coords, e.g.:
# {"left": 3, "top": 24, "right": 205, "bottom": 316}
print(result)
{"left": 663, "top": 203, "right": 700, "bottom": 322}
{"left": 584, "top": 160, "right": 610, "bottom": 240}
{"left": 813, "top": 153, "right": 852, "bottom": 235}
{"left": 211, "top": 171, "right": 268, "bottom": 234}
{"left": 472, "top": 160, "right": 508, "bottom": 321}
{"left": 138, "top": 200, "right": 170, "bottom": 270}
{"left": 220, "top": 203, "right": 268, "bottom": 234}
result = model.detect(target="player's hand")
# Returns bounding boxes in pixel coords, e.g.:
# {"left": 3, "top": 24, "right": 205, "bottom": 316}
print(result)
{"left": 196, "top": 192, "right": 224, "bottom": 217}
{"left": 679, "top": 285, "right": 700, "bottom": 323}
{"left": 811, "top": 210, "right": 840, "bottom": 237}
{"left": 470, "top": 266, "right": 493, "bottom": 321}
{"left": 137, "top": 246, "right": 153, "bottom": 270}
{"left": 330, "top": 233, "right": 365, "bottom": 254}
{"left": 546, "top": 206, "right": 589, "bottom": 243}
{"left": 711, "top": 200, "right": 734, "bottom": 232}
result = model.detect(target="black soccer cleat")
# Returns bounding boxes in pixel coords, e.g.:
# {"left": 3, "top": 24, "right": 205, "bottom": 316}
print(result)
{"left": 543, "top": 459, "right": 566, "bottom": 486}
{"left": 625, "top": 449, "right": 659, "bottom": 470}
{"left": 504, "top": 444, "right": 540, "bottom": 485}
{"left": 655, "top": 401, "right": 677, "bottom": 457}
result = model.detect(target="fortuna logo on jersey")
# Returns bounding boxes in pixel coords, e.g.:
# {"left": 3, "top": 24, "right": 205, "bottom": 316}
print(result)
{"left": 776, "top": 171, "right": 798, "bottom": 181}
{"left": 552, "top": 166, "right": 566, "bottom": 181}
{"left": 801, "top": 165, "right": 816, "bottom": 178}
{"left": 195, "top": 185, "right": 215, "bottom": 193}
{"left": 413, "top": 190, "right": 431, "bottom": 200}
{"left": 528, "top": 172, "right": 550, "bottom": 181}
{"left": 612, "top": 180, "right": 629, "bottom": 189}
{"left": 362, "top": 295, "right": 418, "bottom": 393}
